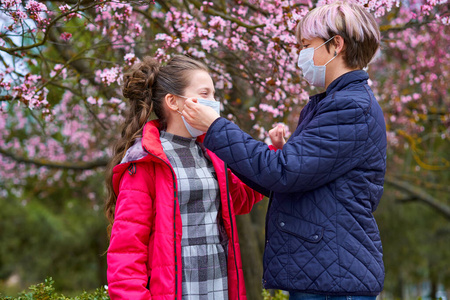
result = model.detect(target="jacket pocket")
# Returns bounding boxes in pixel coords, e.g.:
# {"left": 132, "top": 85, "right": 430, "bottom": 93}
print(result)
{"left": 276, "top": 211, "right": 324, "bottom": 243}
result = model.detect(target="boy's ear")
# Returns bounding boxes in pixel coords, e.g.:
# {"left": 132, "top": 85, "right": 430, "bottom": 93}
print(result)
{"left": 334, "top": 35, "right": 345, "bottom": 54}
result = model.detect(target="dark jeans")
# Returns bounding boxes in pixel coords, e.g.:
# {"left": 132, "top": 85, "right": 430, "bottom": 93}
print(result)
{"left": 289, "top": 293, "right": 377, "bottom": 300}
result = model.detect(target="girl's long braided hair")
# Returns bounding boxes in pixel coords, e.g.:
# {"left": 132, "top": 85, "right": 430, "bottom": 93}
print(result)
{"left": 105, "top": 55, "right": 209, "bottom": 236}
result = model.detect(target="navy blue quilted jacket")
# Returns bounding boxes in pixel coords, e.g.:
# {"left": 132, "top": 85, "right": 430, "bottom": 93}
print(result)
{"left": 203, "top": 70, "right": 386, "bottom": 296}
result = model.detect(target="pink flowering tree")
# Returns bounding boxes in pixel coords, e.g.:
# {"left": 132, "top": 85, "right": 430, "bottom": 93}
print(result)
{"left": 0, "top": 0, "right": 449, "bottom": 296}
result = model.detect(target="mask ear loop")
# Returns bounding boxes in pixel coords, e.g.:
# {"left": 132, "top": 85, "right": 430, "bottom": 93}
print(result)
{"left": 313, "top": 35, "right": 338, "bottom": 66}
{"left": 175, "top": 94, "right": 189, "bottom": 100}
{"left": 314, "top": 35, "right": 336, "bottom": 50}
{"left": 171, "top": 93, "right": 188, "bottom": 115}
{"left": 324, "top": 51, "right": 338, "bottom": 66}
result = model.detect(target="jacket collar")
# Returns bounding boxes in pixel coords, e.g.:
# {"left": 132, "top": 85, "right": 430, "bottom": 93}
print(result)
{"left": 112, "top": 120, "right": 208, "bottom": 196}
{"left": 309, "top": 70, "right": 369, "bottom": 103}
{"left": 141, "top": 120, "right": 206, "bottom": 160}
{"left": 141, "top": 120, "right": 166, "bottom": 161}
{"left": 113, "top": 120, "right": 208, "bottom": 166}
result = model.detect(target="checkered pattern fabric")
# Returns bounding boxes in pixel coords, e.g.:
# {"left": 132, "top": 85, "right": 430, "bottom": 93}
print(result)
{"left": 160, "top": 131, "right": 228, "bottom": 300}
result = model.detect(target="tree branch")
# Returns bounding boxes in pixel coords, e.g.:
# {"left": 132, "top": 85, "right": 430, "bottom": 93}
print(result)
{"left": 184, "top": 0, "right": 265, "bottom": 29}
{"left": 0, "top": 148, "right": 109, "bottom": 170}
{"left": 0, "top": 2, "right": 100, "bottom": 54}
{"left": 40, "top": 0, "right": 96, "bottom": 4}
{"left": 240, "top": 0, "right": 270, "bottom": 17}
{"left": 380, "top": 18, "right": 435, "bottom": 33}
{"left": 46, "top": 29, "right": 116, "bottom": 99}
{"left": 391, "top": 173, "right": 450, "bottom": 193}
{"left": 134, "top": 8, "right": 172, "bottom": 36}
{"left": 0, "top": 96, "right": 14, "bottom": 101}
{"left": 385, "top": 175, "right": 450, "bottom": 220}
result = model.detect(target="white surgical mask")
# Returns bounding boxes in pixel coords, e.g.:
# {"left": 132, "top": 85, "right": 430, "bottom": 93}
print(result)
{"left": 176, "top": 95, "right": 220, "bottom": 137}
{"left": 297, "top": 36, "right": 337, "bottom": 88}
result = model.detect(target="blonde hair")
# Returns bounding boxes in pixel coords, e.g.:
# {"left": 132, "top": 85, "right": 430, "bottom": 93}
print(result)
{"left": 296, "top": 1, "right": 381, "bottom": 69}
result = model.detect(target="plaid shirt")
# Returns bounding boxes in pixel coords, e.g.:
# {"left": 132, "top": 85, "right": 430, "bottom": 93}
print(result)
{"left": 160, "top": 131, "right": 228, "bottom": 300}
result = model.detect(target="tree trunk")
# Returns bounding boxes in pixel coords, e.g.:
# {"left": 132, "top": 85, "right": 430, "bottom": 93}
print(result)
{"left": 236, "top": 199, "right": 269, "bottom": 300}
{"left": 93, "top": 225, "right": 109, "bottom": 286}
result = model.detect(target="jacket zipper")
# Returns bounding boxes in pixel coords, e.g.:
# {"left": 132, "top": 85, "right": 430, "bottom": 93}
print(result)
{"left": 144, "top": 147, "right": 178, "bottom": 299}
{"left": 225, "top": 163, "right": 240, "bottom": 300}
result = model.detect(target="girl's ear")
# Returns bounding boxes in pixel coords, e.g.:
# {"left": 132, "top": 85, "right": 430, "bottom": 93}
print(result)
{"left": 165, "top": 94, "right": 180, "bottom": 112}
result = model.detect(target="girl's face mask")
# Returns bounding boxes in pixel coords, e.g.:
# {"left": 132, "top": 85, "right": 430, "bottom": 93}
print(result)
{"left": 176, "top": 95, "right": 221, "bottom": 137}
{"left": 297, "top": 36, "right": 337, "bottom": 88}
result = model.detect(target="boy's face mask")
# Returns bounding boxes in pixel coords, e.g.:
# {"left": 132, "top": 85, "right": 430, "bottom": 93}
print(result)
{"left": 176, "top": 95, "right": 220, "bottom": 137}
{"left": 297, "top": 36, "right": 337, "bottom": 88}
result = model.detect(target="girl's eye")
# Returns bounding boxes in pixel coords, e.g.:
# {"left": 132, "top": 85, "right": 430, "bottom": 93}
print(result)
{"left": 303, "top": 45, "right": 310, "bottom": 49}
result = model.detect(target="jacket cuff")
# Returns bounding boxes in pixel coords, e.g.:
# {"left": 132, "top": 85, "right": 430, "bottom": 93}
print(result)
{"left": 204, "top": 117, "right": 227, "bottom": 149}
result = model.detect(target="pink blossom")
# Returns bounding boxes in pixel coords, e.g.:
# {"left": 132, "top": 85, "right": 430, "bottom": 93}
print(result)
{"left": 134, "top": 24, "right": 143, "bottom": 36}
{"left": 60, "top": 32, "right": 72, "bottom": 41}
{"left": 49, "top": 64, "right": 67, "bottom": 79}
{"left": 198, "top": 28, "right": 214, "bottom": 39}
{"left": 24, "top": 0, "right": 49, "bottom": 26}
{"left": 187, "top": 48, "right": 206, "bottom": 58}
{"left": 155, "top": 33, "right": 168, "bottom": 40}
{"left": 209, "top": 16, "right": 227, "bottom": 30}
{"left": 96, "top": 67, "right": 121, "bottom": 86}
{"left": 59, "top": 4, "right": 71, "bottom": 13}
{"left": 9, "top": 9, "right": 28, "bottom": 23}
{"left": 86, "top": 96, "right": 97, "bottom": 105}
{"left": 124, "top": 53, "right": 136, "bottom": 65}
{"left": 3, "top": 0, "right": 20, "bottom": 9}
{"left": 25, "top": 0, "right": 47, "bottom": 12}
{"left": 109, "top": 97, "right": 122, "bottom": 104}
{"left": 86, "top": 24, "right": 98, "bottom": 31}
{"left": 200, "top": 39, "right": 219, "bottom": 52}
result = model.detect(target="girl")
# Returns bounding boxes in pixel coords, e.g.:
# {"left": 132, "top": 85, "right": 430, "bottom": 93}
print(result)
{"left": 182, "top": 2, "right": 387, "bottom": 300}
{"left": 105, "top": 55, "right": 263, "bottom": 300}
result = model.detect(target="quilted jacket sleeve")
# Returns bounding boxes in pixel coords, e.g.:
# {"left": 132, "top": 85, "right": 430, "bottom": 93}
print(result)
{"left": 204, "top": 98, "right": 369, "bottom": 193}
{"left": 107, "top": 164, "right": 153, "bottom": 300}
{"left": 228, "top": 166, "right": 271, "bottom": 197}
{"left": 227, "top": 168, "right": 265, "bottom": 215}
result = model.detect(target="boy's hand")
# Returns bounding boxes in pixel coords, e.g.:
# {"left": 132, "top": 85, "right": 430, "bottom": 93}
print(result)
{"left": 182, "top": 98, "right": 220, "bottom": 132}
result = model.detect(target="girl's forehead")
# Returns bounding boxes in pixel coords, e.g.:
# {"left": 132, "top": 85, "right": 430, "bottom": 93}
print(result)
{"left": 186, "top": 70, "right": 214, "bottom": 90}
{"left": 188, "top": 70, "right": 211, "bottom": 81}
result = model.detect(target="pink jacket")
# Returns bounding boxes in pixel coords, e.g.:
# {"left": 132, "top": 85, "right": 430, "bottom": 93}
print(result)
{"left": 107, "top": 120, "right": 263, "bottom": 299}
